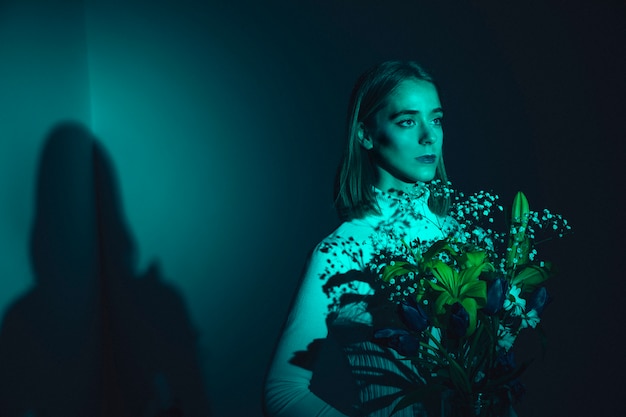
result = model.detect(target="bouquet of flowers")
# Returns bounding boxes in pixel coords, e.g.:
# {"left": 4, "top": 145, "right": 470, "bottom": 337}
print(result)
{"left": 371, "top": 184, "right": 571, "bottom": 416}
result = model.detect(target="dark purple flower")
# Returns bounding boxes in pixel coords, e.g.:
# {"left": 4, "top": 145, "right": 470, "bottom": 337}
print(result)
{"left": 399, "top": 299, "right": 430, "bottom": 332}
{"left": 483, "top": 277, "right": 507, "bottom": 315}
{"left": 391, "top": 333, "right": 421, "bottom": 356}
{"left": 449, "top": 302, "right": 469, "bottom": 338}
{"left": 494, "top": 351, "right": 527, "bottom": 403}
{"left": 526, "top": 286, "right": 551, "bottom": 316}
{"left": 374, "top": 328, "right": 410, "bottom": 339}
{"left": 495, "top": 350, "right": 516, "bottom": 372}
{"left": 373, "top": 328, "right": 420, "bottom": 356}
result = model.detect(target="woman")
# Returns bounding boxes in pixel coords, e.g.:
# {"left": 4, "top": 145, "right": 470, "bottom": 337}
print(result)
{"left": 264, "top": 61, "right": 457, "bottom": 417}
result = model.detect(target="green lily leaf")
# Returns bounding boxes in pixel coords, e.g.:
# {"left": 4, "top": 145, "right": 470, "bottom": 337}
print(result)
{"left": 430, "top": 261, "right": 456, "bottom": 292}
{"left": 511, "top": 263, "right": 552, "bottom": 291}
{"left": 381, "top": 261, "right": 417, "bottom": 283}
{"left": 422, "top": 239, "right": 453, "bottom": 261}
{"left": 425, "top": 331, "right": 472, "bottom": 394}
{"left": 459, "top": 250, "right": 489, "bottom": 269}
{"left": 466, "top": 323, "right": 492, "bottom": 382}
{"left": 459, "top": 279, "right": 487, "bottom": 301}
{"left": 433, "top": 291, "right": 455, "bottom": 316}
{"left": 419, "top": 239, "right": 459, "bottom": 273}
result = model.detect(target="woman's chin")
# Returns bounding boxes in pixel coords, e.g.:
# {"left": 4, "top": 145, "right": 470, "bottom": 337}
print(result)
{"left": 409, "top": 172, "right": 437, "bottom": 184}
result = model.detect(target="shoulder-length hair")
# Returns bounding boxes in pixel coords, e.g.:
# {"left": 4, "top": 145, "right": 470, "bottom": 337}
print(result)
{"left": 334, "top": 60, "right": 450, "bottom": 221}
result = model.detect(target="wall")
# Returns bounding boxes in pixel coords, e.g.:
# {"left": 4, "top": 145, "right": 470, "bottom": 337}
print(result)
{"left": 0, "top": 0, "right": 623, "bottom": 416}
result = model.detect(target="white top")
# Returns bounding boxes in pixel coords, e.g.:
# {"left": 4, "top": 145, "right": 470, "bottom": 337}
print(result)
{"left": 264, "top": 186, "right": 456, "bottom": 417}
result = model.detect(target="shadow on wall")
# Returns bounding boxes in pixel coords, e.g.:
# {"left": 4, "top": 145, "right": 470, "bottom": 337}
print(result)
{"left": 0, "top": 122, "right": 211, "bottom": 417}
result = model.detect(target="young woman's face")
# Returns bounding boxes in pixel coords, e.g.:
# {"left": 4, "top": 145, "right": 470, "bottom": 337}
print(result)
{"left": 363, "top": 78, "right": 443, "bottom": 192}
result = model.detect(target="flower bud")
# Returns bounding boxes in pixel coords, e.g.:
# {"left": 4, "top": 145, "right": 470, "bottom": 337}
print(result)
{"left": 507, "top": 192, "right": 531, "bottom": 268}
{"left": 449, "top": 302, "right": 469, "bottom": 338}
{"left": 526, "top": 286, "right": 551, "bottom": 316}
{"left": 399, "top": 299, "right": 430, "bottom": 332}
{"left": 483, "top": 277, "right": 507, "bottom": 315}
{"left": 373, "top": 328, "right": 420, "bottom": 356}
{"left": 511, "top": 191, "right": 530, "bottom": 225}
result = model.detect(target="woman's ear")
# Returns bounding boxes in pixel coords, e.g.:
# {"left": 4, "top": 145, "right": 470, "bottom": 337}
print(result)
{"left": 357, "top": 123, "right": 374, "bottom": 150}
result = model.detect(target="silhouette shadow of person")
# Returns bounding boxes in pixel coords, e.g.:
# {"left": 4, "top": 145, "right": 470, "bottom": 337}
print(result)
{"left": 0, "top": 121, "right": 211, "bottom": 417}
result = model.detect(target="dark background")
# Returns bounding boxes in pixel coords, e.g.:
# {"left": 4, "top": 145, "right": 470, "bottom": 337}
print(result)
{"left": 0, "top": 0, "right": 623, "bottom": 416}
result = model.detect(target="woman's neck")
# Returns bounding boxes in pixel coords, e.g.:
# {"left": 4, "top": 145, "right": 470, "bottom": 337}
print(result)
{"left": 373, "top": 181, "right": 429, "bottom": 197}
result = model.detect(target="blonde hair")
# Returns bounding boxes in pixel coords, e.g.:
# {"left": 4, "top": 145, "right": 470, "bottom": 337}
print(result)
{"left": 335, "top": 60, "right": 450, "bottom": 220}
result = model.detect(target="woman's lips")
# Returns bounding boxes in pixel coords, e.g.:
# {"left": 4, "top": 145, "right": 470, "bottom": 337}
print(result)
{"left": 415, "top": 154, "right": 436, "bottom": 164}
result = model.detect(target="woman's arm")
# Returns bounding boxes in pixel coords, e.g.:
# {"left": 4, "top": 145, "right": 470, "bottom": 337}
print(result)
{"left": 263, "top": 245, "right": 352, "bottom": 417}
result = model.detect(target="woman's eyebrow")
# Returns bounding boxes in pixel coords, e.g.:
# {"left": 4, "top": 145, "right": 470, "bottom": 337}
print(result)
{"left": 389, "top": 110, "right": 418, "bottom": 119}
{"left": 388, "top": 107, "right": 444, "bottom": 119}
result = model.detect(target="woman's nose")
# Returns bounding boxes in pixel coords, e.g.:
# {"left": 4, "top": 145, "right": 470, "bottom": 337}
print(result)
{"left": 418, "top": 123, "right": 436, "bottom": 144}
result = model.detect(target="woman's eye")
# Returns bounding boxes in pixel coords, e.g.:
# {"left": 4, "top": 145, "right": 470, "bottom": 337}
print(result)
{"left": 398, "top": 119, "right": 416, "bottom": 127}
{"left": 432, "top": 117, "right": 443, "bottom": 126}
